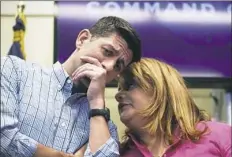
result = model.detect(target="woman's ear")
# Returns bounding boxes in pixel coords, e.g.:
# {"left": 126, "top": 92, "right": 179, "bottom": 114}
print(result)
{"left": 75, "top": 29, "right": 92, "bottom": 49}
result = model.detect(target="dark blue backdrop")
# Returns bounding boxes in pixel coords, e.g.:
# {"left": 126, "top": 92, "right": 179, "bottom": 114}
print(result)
{"left": 55, "top": 1, "right": 231, "bottom": 78}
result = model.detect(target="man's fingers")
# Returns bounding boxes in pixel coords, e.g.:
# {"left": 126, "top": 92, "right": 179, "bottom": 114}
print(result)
{"left": 71, "top": 62, "right": 106, "bottom": 83}
{"left": 72, "top": 64, "right": 98, "bottom": 81}
{"left": 73, "top": 70, "right": 95, "bottom": 82}
{"left": 72, "top": 63, "right": 94, "bottom": 78}
{"left": 80, "top": 56, "right": 102, "bottom": 67}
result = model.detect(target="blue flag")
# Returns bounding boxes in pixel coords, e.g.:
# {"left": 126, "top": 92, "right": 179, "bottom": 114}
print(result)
{"left": 8, "top": 7, "right": 26, "bottom": 60}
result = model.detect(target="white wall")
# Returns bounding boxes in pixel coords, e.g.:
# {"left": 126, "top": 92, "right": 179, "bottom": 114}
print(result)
{"left": 1, "top": 1, "right": 55, "bottom": 67}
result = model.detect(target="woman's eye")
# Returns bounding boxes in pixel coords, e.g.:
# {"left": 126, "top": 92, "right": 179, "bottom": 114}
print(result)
{"left": 124, "top": 83, "right": 136, "bottom": 91}
{"left": 128, "top": 84, "right": 136, "bottom": 90}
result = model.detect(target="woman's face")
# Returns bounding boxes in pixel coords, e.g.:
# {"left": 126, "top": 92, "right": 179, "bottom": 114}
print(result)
{"left": 115, "top": 83, "right": 152, "bottom": 130}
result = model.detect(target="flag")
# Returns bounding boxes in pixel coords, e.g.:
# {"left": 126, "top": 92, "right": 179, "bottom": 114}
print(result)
{"left": 8, "top": 4, "right": 26, "bottom": 60}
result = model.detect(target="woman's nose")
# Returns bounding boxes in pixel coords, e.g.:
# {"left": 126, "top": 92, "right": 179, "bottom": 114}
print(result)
{"left": 115, "top": 91, "right": 126, "bottom": 102}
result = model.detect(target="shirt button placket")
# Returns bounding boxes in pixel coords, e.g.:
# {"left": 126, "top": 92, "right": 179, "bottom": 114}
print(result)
{"left": 67, "top": 79, "right": 71, "bottom": 84}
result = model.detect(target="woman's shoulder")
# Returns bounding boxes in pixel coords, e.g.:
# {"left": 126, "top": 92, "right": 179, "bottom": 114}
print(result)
{"left": 197, "top": 121, "right": 231, "bottom": 133}
{"left": 197, "top": 121, "right": 231, "bottom": 149}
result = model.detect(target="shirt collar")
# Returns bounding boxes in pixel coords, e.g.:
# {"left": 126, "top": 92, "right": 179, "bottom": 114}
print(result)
{"left": 52, "top": 61, "right": 69, "bottom": 90}
{"left": 129, "top": 127, "right": 182, "bottom": 157}
{"left": 129, "top": 134, "right": 153, "bottom": 157}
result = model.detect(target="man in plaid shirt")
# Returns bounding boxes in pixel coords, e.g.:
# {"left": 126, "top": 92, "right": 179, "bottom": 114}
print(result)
{"left": 1, "top": 16, "right": 141, "bottom": 157}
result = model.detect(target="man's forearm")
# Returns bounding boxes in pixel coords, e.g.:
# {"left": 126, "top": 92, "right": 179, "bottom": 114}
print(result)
{"left": 88, "top": 100, "right": 111, "bottom": 153}
{"left": 33, "top": 144, "right": 75, "bottom": 157}
{"left": 89, "top": 116, "right": 111, "bottom": 153}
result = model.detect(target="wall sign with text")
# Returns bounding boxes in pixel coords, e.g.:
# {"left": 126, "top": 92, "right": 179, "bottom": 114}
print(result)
{"left": 55, "top": 1, "right": 231, "bottom": 78}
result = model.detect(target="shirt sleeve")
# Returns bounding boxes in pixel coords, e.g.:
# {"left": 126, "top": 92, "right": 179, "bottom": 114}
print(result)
{"left": 1, "top": 56, "right": 38, "bottom": 157}
{"left": 84, "top": 120, "right": 120, "bottom": 157}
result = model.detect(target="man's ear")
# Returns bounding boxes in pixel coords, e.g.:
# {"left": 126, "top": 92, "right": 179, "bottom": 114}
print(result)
{"left": 75, "top": 29, "right": 92, "bottom": 49}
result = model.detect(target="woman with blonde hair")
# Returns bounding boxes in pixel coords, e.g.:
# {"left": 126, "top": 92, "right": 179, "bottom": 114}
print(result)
{"left": 115, "top": 58, "right": 231, "bottom": 157}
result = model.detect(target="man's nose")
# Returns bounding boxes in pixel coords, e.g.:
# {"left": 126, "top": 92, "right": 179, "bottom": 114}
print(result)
{"left": 101, "top": 60, "right": 116, "bottom": 71}
{"left": 115, "top": 91, "right": 127, "bottom": 102}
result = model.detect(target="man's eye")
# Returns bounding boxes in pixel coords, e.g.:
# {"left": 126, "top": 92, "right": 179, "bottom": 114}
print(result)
{"left": 114, "top": 63, "right": 122, "bottom": 72}
{"left": 103, "top": 48, "right": 114, "bottom": 57}
{"left": 114, "top": 59, "right": 125, "bottom": 72}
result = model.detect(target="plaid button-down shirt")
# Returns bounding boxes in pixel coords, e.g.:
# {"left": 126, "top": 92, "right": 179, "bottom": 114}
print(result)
{"left": 1, "top": 55, "right": 119, "bottom": 157}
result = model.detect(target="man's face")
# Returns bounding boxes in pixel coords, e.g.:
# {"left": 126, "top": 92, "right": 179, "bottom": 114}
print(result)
{"left": 76, "top": 30, "right": 133, "bottom": 83}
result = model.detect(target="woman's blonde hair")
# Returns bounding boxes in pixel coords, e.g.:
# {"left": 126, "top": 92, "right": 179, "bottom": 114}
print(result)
{"left": 119, "top": 58, "right": 211, "bottom": 152}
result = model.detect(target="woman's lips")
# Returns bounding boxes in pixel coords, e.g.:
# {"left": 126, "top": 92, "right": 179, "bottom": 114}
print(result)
{"left": 118, "top": 103, "right": 132, "bottom": 113}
